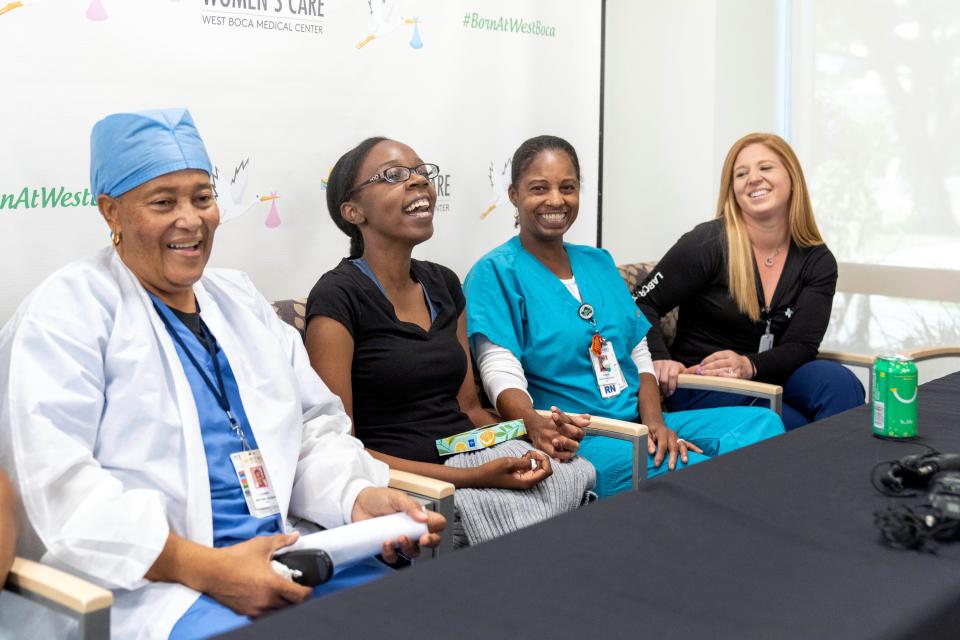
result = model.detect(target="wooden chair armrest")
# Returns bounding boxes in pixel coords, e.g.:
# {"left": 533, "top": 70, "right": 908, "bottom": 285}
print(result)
{"left": 5, "top": 557, "right": 112, "bottom": 614}
{"left": 534, "top": 409, "right": 648, "bottom": 438}
{"left": 817, "top": 350, "right": 875, "bottom": 368}
{"left": 676, "top": 373, "right": 783, "bottom": 415}
{"left": 904, "top": 346, "right": 960, "bottom": 362}
{"left": 676, "top": 373, "right": 782, "bottom": 396}
{"left": 388, "top": 469, "right": 454, "bottom": 500}
{"left": 534, "top": 409, "right": 648, "bottom": 489}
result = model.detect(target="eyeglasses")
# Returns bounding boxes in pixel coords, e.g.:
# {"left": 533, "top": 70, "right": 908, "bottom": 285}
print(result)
{"left": 347, "top": 163, "right": 440, "bottom": 198}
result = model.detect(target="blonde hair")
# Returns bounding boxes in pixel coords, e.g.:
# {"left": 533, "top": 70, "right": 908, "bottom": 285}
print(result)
{"left": 715, "top": 133, "right": 823, "bottom": 322}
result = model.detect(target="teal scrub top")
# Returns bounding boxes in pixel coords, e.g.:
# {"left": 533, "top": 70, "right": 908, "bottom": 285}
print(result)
{"left": 465, "top": 236, "right": 651, "bottom": 422}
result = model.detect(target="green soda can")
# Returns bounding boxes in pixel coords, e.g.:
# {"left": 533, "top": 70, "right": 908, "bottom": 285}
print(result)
{"left": 872, "top": 355, "right": 918, "bottom": 438}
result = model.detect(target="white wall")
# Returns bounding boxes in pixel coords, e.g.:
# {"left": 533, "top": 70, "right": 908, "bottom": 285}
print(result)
{"left": 0, "top": 1, "right": 601, "bottom": 323}
{"left": 602, "top": 0, "right": 960, "bottom": 382}
{"left": 602, "top": 0, "right": 779, "bottom": 263}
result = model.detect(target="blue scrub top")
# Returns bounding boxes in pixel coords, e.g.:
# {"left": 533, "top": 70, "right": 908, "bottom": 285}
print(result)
{"left": 156, "top": 296, "right": 397, "bottom": 640}
{"left": 151, "top": 295, "right": 282, "bottom": 547}
{"left": 464, "top": 236, "right": 651, "bottom": 422}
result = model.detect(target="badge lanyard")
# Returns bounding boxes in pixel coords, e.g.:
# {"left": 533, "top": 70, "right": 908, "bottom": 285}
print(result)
{"left": 152, "top": 302, "right": 251, "bottom": 451}
{"left": 578, "top": 303, "right": 610, "bottom": 371}
{"left": 579, "top": 302, "right": 628, "bottom": 398}
{"left": 758, "top": 305, "right": 794, "bottom": 354}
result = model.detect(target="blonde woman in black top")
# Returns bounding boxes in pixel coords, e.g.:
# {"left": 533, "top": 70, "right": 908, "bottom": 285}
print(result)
{"left": 635, "top": 133, "right": 864, "bottom": 430}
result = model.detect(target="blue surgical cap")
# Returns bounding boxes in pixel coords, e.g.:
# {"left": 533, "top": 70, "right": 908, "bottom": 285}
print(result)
{"left": 90, "top": 108, "right": 213, "bottom": 198}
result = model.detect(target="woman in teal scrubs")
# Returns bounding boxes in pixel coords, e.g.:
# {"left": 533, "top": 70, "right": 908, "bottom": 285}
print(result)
{"left": 464, "top": 135, "right": 785, "bottom": 497}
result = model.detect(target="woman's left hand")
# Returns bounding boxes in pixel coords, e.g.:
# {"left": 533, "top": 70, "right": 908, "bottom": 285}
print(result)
{"left": 547, "top": 406, "right": 589, "bottom": 444}
{"left": 647, "top": 422, "right": 703, "bottom": 470}
{"left": 696, "top": 350, "right": 754, "bottom": 379}
{"left": 351, "top": 487, "right": 446, "bottom": 563}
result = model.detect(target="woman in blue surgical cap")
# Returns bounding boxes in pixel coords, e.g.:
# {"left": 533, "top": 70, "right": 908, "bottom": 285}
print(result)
{"left": 0, "top": 108, "right": 442, "bottom": 640}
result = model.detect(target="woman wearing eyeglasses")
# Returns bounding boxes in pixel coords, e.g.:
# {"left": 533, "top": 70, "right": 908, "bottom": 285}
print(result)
{"left": 304, "top": 138, "right": 596, "bottom": 547}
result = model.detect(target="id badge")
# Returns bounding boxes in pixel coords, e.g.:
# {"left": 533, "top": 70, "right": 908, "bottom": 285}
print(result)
{"left": 589, "top": 339, "right": 628, "bottom": 398}
{"left": 758, "top": 319, "right": 774, "bottom": 353}
{"left": 230, "top": 449, "right": 281, "bottom": 518}
{"left": 759, "top": 332, "right": 774, "bottom": 353}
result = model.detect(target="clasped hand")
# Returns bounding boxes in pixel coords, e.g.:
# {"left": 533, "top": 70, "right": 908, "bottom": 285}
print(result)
{"left": 653, "top": 351, "right": 754, "bottom": 397}
{"left": 476, "top": 449, "right": 552, "bottom": 489}
{"left": 527, "top": 406, "right": 591, "bottom": 461}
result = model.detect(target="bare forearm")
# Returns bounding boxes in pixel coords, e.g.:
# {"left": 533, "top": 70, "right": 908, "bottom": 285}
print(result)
{"left": 638, "top": 373, "right": 666, "bottom": 428}
{"left": 145, "top": 532, "right": 216, "bottom": 593}
{"left": 494, "top": 388, "right": 540, "bottom": 423}
{"left": 463, "top": 405, "right": 500, "bottom": 429}
{"left": 365, "top": 449, "right": 482, "bottom": 489}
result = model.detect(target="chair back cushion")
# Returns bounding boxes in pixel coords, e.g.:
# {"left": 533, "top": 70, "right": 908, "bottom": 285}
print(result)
{"left": 275, "top": 262, "right": 677, "bottom": 356}
{"left": 617, "top": 262, "right": 677, "bottom": 347}
{"left": 272, "top": 297, "right": 308, "bottom": 342}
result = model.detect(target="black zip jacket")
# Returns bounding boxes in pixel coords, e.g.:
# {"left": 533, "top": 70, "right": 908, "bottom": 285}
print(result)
{"left": 634, "top": 218, "right": 838, "bottom": 385}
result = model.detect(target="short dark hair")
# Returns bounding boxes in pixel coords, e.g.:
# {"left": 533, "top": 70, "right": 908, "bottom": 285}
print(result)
{"left": 326, "top": 136, "right": 389, "bottom": 258}
{"left": 510, "top": 135, "right": 581, "bottom": 188}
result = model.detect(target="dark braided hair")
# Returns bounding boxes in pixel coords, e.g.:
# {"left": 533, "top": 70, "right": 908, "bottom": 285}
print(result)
{"left": 326, "top": 136, "right": 388, "bottom": 258}
{"left": 510, "top": 134, "right": 581, "bottom": 188}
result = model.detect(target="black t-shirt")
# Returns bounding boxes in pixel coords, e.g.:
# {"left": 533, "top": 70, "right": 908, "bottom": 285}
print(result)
{"left": 634, "top": 218, "right": 838, "bottom": 384}
{"left": 306, "top": 259, "right": 471, "bottom": 463}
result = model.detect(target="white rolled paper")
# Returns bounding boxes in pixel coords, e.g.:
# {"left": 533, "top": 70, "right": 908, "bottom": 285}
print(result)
{"left": 276, "top": 512, "right": 429, "bottom": 570}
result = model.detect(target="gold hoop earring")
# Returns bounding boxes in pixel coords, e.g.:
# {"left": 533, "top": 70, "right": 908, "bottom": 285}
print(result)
{"left": 112, "top": 230, "right": 121, "bottom": 247}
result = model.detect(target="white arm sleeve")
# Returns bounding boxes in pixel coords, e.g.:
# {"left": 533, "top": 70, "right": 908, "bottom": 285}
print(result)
{"left": 3, "top": 301, "right": 169, "bottom": 591}
{"left": 474, "top": 335, "right": 533, "bottom": 407}
{"left": 632, "top": 337, "right": 655, "bottom": 377}
{"left": 248, "top": 276, "right": 389, "bottom": 527}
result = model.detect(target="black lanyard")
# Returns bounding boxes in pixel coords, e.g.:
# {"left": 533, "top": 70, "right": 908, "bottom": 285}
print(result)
{"left": 153, "top": 301, "right": 251, "bottom": 450}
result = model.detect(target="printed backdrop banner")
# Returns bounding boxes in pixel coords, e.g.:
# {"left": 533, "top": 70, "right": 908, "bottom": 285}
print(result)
{"left": 0, "top": 0, "right": 601, "bottom": 321}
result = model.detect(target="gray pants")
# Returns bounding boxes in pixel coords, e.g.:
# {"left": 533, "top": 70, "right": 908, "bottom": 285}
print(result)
{"left": 444, "top": 440, "right": 596, "bottom": 547}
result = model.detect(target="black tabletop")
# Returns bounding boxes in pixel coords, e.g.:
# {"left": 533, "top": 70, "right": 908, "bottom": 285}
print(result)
{"left": 224, "top": 372, "right": 960, "bottom": 640}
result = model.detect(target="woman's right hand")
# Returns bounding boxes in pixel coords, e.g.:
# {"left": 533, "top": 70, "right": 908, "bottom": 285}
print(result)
{"left": 203, "top": 532, "right": 312, "bottom": 618}
{"left": 475, "top": 450, "right": 552, "bottom": 489}
{"left": 525, "top": 409, "right": 589, "bottom": 461}
{"left": 652, "top": 359, "right": 689, "bottom": 397}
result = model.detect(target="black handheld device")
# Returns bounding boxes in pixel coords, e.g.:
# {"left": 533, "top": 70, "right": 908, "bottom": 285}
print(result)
{"left": 877, "top": 452, "right": 960, "bottom": 494}
{"left": 273, "top": 549, "right": 334, "bottom": 587}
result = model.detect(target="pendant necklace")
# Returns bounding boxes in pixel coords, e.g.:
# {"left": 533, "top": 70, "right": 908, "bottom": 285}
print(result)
{"left": 762, "top": 243, "right": 786, "bottom": 267}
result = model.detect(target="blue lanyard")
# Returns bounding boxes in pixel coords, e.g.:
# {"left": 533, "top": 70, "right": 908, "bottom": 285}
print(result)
{"left": 152, "top": 300, "right": 251, "bottom": 450}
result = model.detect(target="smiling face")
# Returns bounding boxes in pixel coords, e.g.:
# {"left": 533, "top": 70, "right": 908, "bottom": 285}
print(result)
{"left": 343, "top": 140, "right": 437, "bottom": 252}
{"left": 732, "top": 143, "right": 793, "bottom": 223}
{"left": 509, "top": 149, "right": 580, "bottom": 248}
{"left": 99, "top": 169, "right": 218, "bottom": 310}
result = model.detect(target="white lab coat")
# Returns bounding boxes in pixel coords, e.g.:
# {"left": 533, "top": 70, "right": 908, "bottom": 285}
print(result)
{"left": 0, "top": 248, "right": 389, "bottom": 640}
